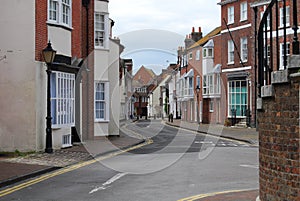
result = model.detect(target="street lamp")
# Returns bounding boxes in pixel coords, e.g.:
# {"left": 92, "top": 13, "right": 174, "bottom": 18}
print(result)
{"left": 42, "top": 41, "right": 56, "bottom": 153}
{"left": 195, "top": 85, "right": 200, "bottom": 124}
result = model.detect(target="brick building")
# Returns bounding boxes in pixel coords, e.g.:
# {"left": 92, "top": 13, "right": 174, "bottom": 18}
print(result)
{"left": 252, "top": 0, "right": 300, "bottom": 200}
{"left": 132, "top": 66, "right": 156, "bottom": 118}
{"left": 0, "top": 0, "right": 123, "bottom": 152}
{"left": 218, "top": 0, "right": 256, "bottom": 127}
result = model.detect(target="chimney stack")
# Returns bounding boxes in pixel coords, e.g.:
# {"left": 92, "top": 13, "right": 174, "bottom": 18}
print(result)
{"left": 191, "top": 26, "right": 203, "bottom": 42}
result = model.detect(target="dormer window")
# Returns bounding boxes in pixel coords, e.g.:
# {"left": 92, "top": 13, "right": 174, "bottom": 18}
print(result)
{"left": 203, "top": 39, "right": 214, "bottom": 59}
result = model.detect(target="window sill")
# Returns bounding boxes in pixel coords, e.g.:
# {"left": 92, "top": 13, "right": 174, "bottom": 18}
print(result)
{"left": 94, "top": 47, "right": 109, "bottom": 51}
{"left": 52, "top": 124, "right": 75, "bottom": 129}
{"left": 95, "top": 120, "right": 109, "bottom": 123}
{"left": 240, "top": 19, "right": 247, "bottom": 22}
{"left": 47, "top": 21, "right": 73, "bottom": 31}
{"left": 227, "top": 62, "right": 234, "bottom": 66}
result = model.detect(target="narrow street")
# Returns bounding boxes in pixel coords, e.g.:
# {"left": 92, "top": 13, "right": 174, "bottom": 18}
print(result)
{"left": 0, "top": 120, "right": 258, "bottom": 201}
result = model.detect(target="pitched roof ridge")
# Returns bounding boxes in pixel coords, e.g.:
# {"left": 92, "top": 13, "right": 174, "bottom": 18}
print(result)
{"left": 188, "top": 26, "right": 221, "bottom": 49}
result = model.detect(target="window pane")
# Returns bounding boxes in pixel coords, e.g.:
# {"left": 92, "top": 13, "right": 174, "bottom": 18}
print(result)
{"left": 51, "top": 72, "right": 75, "bottom": 126}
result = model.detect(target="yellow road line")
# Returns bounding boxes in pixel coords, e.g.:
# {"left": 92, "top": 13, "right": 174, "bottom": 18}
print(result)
{"left": 0, "top": 139, "right": 152, "bottom": 198}
{"left": 178, "top": 189, "right": 257, "bottom": 201}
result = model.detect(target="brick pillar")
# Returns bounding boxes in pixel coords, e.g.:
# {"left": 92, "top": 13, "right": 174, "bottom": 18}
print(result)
{"left": 257, "top": 57, "right": 300, "bottom": 200}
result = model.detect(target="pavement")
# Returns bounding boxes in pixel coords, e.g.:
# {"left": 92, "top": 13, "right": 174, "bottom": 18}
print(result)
{"left": 165, "top": 119, "right": 258, "bottom": 145}
{"left": 0, "top": 119, "right": 259, "bottom": 200}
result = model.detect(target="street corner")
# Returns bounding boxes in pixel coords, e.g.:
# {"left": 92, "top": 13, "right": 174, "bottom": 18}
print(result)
{"left": 178, "top": 189, "right": 259, "bottom": 201}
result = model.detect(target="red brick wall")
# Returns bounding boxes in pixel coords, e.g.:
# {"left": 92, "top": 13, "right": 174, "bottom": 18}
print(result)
{"left": 72, "top": 0, "right": 82, "bottom": 58}
{"left": 219, "top": 0, "right": 257, "bottom": 126}
{"left": 133, "top": 66, "right": 155, "bottom": 85}
{"left": 81, "top": 0, "right": 95, "bottom": 58}
{"left": 35, "top": 0, "right": 48, "bottom": 61}
{"left": 258, "top": 75, "right": 300, "bottom": 201}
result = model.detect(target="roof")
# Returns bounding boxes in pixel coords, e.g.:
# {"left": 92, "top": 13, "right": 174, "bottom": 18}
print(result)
{"left": 133, "top": 66, "right": 157, "bottom": 85}
{"left": 188, "top": 26, "right": 221, "bottom": 50}
{"left": 145, "top": 68, "right": 156, "bottom": 78}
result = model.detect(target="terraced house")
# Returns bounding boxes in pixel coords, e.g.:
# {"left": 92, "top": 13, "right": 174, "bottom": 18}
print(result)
{"left": 0, "top": 0, "right": 123, "bottom": 152}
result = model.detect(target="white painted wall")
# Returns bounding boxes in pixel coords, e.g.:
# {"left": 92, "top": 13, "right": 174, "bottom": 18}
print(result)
{"left": 95, "top": 0, "right": 109, "bottom": 13}
{"left": 0, "top": 0, "right": 37, "bottom": 151}
{"left": 108, "top": 40, "right": 120, "bottom": 135}
{"left": 94, "top": 50, "right": 109, "bottom": 81}
{"left": 48, "top": 26, "right": 72, "bottom": 57}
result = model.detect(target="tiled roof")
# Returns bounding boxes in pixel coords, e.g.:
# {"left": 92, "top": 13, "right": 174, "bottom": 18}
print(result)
{"left": 188, "top": 26, "right": 221, "bottom": 50}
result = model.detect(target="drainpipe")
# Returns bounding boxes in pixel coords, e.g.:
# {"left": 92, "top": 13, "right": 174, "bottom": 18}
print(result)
{"left": 254, "top": 6, "right": 258, "bottom": 128}
{"left": 82, "top": 0, "right": 90, "bottom": 140}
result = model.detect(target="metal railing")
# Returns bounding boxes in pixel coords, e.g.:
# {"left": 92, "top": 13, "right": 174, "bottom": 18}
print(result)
{"left": 257, "top": 0, "right": 299, "bottom": 97}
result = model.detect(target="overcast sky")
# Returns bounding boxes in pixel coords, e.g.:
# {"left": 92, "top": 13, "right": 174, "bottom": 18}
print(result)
{"left": 108, "top": 0, "right": 221, "bottom": 74}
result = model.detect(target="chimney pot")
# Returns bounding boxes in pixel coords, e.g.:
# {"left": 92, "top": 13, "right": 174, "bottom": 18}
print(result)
{"left": 192, "top": 27, "right": 195, "bottom": 33}
{"left": 199, "top": 27, "right": 201, "bottom": 33}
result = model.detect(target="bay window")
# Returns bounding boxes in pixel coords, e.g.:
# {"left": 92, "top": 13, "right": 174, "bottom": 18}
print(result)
{"left": 48, "top": 0, "right": 72, "bottom": 27}
{"left": 51, "top": 72, "right": 75, "bottom": 127}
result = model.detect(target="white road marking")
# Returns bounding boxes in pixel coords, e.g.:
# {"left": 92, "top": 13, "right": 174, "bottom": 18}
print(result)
{"left": 89, "top": 173, "right": 127, "bottom": 194}
{"left": 195, "top": 141, "right": 214, "bottom": 144}
{"left": 240, "top": 164, "right": 259, "bottom": 169}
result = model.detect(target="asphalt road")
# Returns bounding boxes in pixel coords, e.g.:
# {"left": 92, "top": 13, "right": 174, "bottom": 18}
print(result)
{"left": 0, "top": 120, "right": 258, "bottom": 201}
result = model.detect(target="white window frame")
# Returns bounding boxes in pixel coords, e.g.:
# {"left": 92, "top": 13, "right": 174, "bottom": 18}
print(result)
{"left": 228, "top": 80, "right": 248, "bottom": 118}
{"left": 228, "top": 6, "right": 234, "bottom": 24}
{"left": 51, "top": 72, "right": 75, "bottom": 127}
{"left": 189, "top": 52, "right": 193, "bottom": 60}
{"left": 209, "top": 101, "right": 214, "bottom": 113}
{"left": 280, "top": 6, "right": 290, "bottom": 27}
{"left": 188, "top": 77, "right": 193, "bottom": 96}
{"left": 240, "top": 2, "right": 247, "bottom": 21}
{"left": 62, "top": 0, "right": 71, "bottom": 26}
{"left": 215, "top": 74, "right": 221, "bottom": 95}
{"left": 203, "top": 75, "right": 208, "bottom": 95}
{"left": 203, "top": 48, "right": 213, "bottom": 58}
{"left": 196, "top": 76, "right": 201, "bottom": 88}
{"left": 240, "top": 37, "right": 248, "bottom": 62}
{"left": 208, "top": 74, "right": 214, "bottom": 95}
{"left": 228, "top": 40, "right": 234, "bottom": 64}
{"left": 196, "top": 50, "right": 200, "bottom": 61}
{"left": 95, "top": 82, "right": 109, "bottom": 121}
{"left": 95, "top": 12, "right": 109, "bottom": 49}
{"left": 279, "top": 42, "right": 290, "bottom": 70}
{"left": 184, "top": 78, "right": 188, "bottom": 96}
{"left": 48, "top": 0, "right": 72, "bottom": 27}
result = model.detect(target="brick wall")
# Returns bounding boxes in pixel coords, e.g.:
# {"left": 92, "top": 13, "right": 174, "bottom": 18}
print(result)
{"left": 72, "top": 0, "right": 82, "bottom": 58}
{"left": 35, "top": 0, "right": 48, "bottom": 61}
{"left": 258, "top": 68, "right": 300, "bottom": 200}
